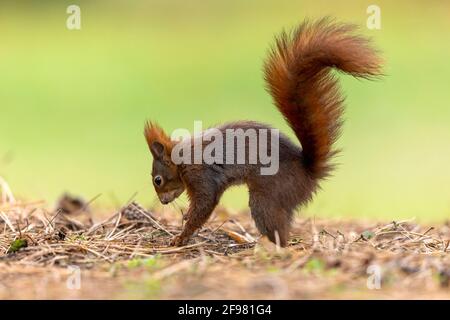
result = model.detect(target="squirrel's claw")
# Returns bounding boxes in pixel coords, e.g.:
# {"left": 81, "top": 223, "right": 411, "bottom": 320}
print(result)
{"left": 170, "top": 234, "right": 188, "bottom": 247}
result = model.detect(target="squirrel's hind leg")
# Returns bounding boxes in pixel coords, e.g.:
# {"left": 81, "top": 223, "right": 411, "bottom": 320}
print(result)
{"left": 249, "top": 191, "right": 292, "bottom": 247}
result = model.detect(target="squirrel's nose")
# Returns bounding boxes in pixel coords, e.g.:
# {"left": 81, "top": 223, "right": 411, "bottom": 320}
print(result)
{"left": 160, "top": 195, "right": 170, "bottom": 204}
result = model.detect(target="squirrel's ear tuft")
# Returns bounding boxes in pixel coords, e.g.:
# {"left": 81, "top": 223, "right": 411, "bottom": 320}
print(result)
{"left": 144, "top": 121, "right": 173, "bottom": 159}
{"left": 150, "top": 141, "right": 165, "bottom": 158}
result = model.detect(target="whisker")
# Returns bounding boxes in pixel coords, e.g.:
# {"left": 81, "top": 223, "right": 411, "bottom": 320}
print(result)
{"left": 172, "top": 199, "right": 185, "bottom": 227}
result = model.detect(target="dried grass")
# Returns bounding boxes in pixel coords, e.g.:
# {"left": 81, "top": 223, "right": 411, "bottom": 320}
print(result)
{"left": 0, "top": 181, "right": 449, "bottom": 299}
{"left": 0, "top": 200, "right": 255, "bottom": 267}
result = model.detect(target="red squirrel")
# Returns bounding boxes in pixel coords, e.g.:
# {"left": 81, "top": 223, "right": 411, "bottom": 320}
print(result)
{"left": 144, "top": 18, "right": 382, "bottom": 247}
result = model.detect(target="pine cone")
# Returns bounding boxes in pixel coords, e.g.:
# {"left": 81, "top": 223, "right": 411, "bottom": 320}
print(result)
{"left": 121, "top": 201, "right": 154, "bottom": 221}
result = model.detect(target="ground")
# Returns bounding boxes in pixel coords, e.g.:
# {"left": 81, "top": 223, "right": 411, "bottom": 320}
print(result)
{"left": 0, "top": 198, "right": 449, "bottom": 299}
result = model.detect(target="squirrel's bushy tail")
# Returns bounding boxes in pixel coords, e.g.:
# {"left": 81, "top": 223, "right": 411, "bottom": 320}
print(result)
{"left": 264, "top": 18, "right": 382, "bottom": 179}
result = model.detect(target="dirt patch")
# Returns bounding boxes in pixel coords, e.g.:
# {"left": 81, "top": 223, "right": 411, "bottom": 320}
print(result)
{"left": 0, "top": 198, "right": 449, "bottom": 299}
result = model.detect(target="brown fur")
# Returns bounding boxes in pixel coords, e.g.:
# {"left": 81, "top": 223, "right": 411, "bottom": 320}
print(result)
{"left": 264, "top": 17, "right": 382, "bottom": 178}
{"left": 144, "top": 121, "right": 174, "bottom": 155}
{"left": 145, "top": 18, "right": 382, "bottom": 247}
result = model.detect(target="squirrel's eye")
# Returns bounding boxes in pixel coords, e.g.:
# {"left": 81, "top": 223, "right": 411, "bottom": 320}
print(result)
{"left": 154, "top": 175, "right": 163, "bottom": 186}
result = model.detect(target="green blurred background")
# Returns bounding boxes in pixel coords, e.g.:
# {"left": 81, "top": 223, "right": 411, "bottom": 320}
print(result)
{"left": 1, "top": 0, "right": 449, "bottom": 221}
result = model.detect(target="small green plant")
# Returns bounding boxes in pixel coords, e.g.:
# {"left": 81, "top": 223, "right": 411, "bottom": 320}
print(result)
{"left": 8, "top": 238, "right": 28, "bottom": 253}
{"left": 304, "top": 258, "right": 325, "bottom": 273}
{"left": 68, "top": 234, "right": 87, "bottom": 242}
{"left": 361, "top": 230, "right": 375, "bottom": 240}
{"left": 127, "top": 254, "right": 164, "bottom": 270}
{"left": 123, "top": 278, "right": 162, "bottom": 299}
{"left": 266, "top": 265, "right": 280, "bottom": 274}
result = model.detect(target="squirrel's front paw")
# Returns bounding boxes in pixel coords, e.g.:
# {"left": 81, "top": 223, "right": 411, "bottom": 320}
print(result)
{"left": 170, "top": 234, "right": 188, "bottom": 247}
